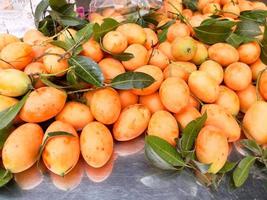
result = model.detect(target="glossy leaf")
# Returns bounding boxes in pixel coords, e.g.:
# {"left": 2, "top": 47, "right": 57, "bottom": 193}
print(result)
{"left": 233, "top": 156, "right": 256, "bottom": 187}
{"left": 49, "top": 0, "right": 67, "bottom": 11}
{"left": 66, "top": 69, "right": 79, "bottom": 86}
{"left": 112, "top": 53, "right": 134, "bottom": 61}
{"left": 0, "top": 92, "right": 30, "bottom": 130}
{"left": 235, "top": 20, "right": 262, "bottom": 37}
{"left": 50, "top": 40, "right": 71, "bottom": 51}
{"left": 240, "top": 10, "right": 267, "bottom": 25}
{"left": 40, "top": 76, "right": 69, "bottom": 89}
{"left": 180, "top": 112, "right": 207, "bottom": 153}
{"left": 145, "top": 135, "right": 186, "bottom": 168}
{"left": 34, "top": 0, "right": 49, "bottom": 27}
{"left": 219, "top": 161, "right": 238, "bottom": 174}
{"left": 93, "top": 18, "right": 120, "bottom": 41}
{"left": 37, "top": 131, "right": 75, "bottom": 163}
{"left": 182, "top": 0, "right": 198, "bottom": 11}
{"left": 110, "top": 72, "right": 155, "bottom": 90}
{"left": 194, "top": 18, "right": 236, "bottom": 44}
{"left": 69, "top": 56, "right": 104, "bottom": 87}
{"left": 192, "top": 160, "right": 211, "bottom": 174}
{"left": 226, "top": 33, "right": 245, "bottom": 48}
{"left": 240, "top": 139, "right": 263, "bottom": 156}
{"left": 75, "top": 23, "right": 94, "bottom": 44}
{"left": 0, "top": 126, "right": 13, "bottom": 149}
{"left": 57, "top": 3, "right": 76, "bottom": 16}
{"left": 0, "top": 169, "right": 13, "bottom": 187}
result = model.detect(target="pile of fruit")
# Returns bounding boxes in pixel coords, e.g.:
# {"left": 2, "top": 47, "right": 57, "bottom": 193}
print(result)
{"left": 0, "top": 0, "right": 267, "bottom": 189}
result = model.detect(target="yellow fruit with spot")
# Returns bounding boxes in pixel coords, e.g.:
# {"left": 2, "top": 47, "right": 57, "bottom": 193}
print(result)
{"left": 171, "top": 36, "right": 197, "bottom": 61}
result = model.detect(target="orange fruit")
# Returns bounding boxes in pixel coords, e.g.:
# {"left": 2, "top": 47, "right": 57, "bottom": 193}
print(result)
{"left": 24, "top": 62, "right": 47, "bottom": 88}
{"left": 119, "top": 90, "right": 138, "bottom": 108}
{"left": 144, "top": 28, "right": 158, "bottom": 49}
{"left": 148, "top": 49, "right": 169, "bottom": 70}
{"left": 81, "top": 39, "right": 104, "bottom": 62}
{"left": 238, "top": 42, "right": 261, "bottom": 64}
{"left": 102, "top": 31, "right": 128, "bottom": 54}
{"left": 0, "top": 33, "right": 20, "bottom": 51}
{"left": 139, "top": 92, "right": 165, "bottom": 113}
{"left": 171, "top": 36, "right": 197, "bottom": 61}
{"left": 167, "top": 22, "right": 190, "bottom": 42}
{"left": 117, "top": 23, "right": 146, "bottom": 45}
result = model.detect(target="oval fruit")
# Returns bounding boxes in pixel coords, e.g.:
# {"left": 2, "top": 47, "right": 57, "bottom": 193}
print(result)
{"left": 191, "top": 42, "right": 208, "bottom": 65}
{"left": 243, "top": 101, "right": 267, "bottom": 144}
{"left": 90, "top": 88, "right": 121, "bottom": 124}
{"left": 174, "top": 106, "right": 201, "bottom": 129}
{"left": 102, "top": 31, "right": 128, "bottom": 54}
{"left": 0, "top": 69, "right": 31, "bottom": 97}
{"left": 259, "top": 70, "right": 267, "bottom": 100}
{"left": 117, "top": 23, "right": 146, "bottom": 45}
{"left": 147, "top": 110, "right": 179, "bottom": 146}
{"left": 0, "top": 33, "right": 20, "bottom": 51}
{"left": 0, "top": 95, "right": 18, "bottom": 111}
{"left": 201, "top": 104, "right": 241, "bottom": 142}
{"left": 208, "top": 43, "right": 239, "bottom": 66}
{"left": 196, "top": 126, "right": 228, "bottom": 174}
{"left": 42, "top": 121, "right": 80, "bottom": 175}
{"left": 81, "top": 39, "right": 103, "bottom": 62}
{"left": 171, "top": 36, "right": 197, "bottom": 61}
{"left": 81, "top": 121, "right": 113, "bottom": 168}
{"left": 237, "top": 84, "right": 258, "bottom": 113}
{"left": 188, "top": 71, "right": 219, "bottom": 103}
{"left": 199, "top": 60, "right": 224, "bottom": 85}
{"left": 118, "top": 90, "right": 138, "bottom": 108}
{"left": 159, "top": 77, "right": 190, "bottom": 113}
{"left": 238, "top": 42, "right": 260, "bottom": 64}
{"left": 132, "top": 65, "right": 164, "bottom": 96}
{"left": 19, "top": 87, "right": 67, "bottom": 123}
{"left": 2, "top": 123, "right": 43, "bottom": 173}
{"left": 56, "top": 101, "right": 94, "bottom": 131}
{"left": 113, "top": 104, "right": 151, "bottom": 141}
{"left": 139, "top": 92, "right": 165, "bottom": 114}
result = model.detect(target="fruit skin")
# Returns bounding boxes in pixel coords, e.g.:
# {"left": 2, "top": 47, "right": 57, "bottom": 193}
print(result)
{"left": 148, "top": 49, "right": 169, "bottom": 70}
{"left": 0, "top": 42, "right": 33, "bottom": 70}
{"left": 58, "top": 28, "right": 77, "bottom": 42}
{"left": 191, "top": 42, "right": 208, "bottom": 65}
{"left": 259, "top": 70, "right": 267, "bottom": 100}
{"left": 2, "top": 123, "right": 43, "bottom": 173}
{"left": 201, "top": 104, "right": 241, "bottom": 142}
{"left": 158, "top": 41, "right": 175, "bottom": 61}
{"left": 102, "top": 31, "right": 128, "bottom": 54}
{"left": 237, "top": 84, "right": 259, "bottom": 113}
{"left": 167, "top": 22, "right": 190, "bottom": 42}
{"left": 19, "top": 87, "right": 67, "bottom": 123}
{"left": 0, "top": 33, "right": 20, "bottom": 51}
{"left": 98, "top": 58, "right": 125, "bottom": 83}
{"left": 117, "top": 23, "right": 146, "bottom": 45}
{"left": 223, "top": 2, "right": 240, "bottom": 19}
{"left": 174, "top": 106, "right": 201, "bottom": 129}
{"left": 43, "top": 46, "right": 69, "bottom": 77}
{"left": 215, "top": 86, "right": 240, "bottom": 116}
{"left": 42, "top": 121, "right": 80, "bottom": 176}
{"left": 148, "top": 110, "right": 179, "bottom": 146}
{"left": 238, "top": 42, "right": 261, "bottom": 65}
{"left": 81, "top": 39, "right": 104, "bottom": 62}
{"left": 90, "top": 88, "right": 121, "bottom": 125}
{"left": 224, "top": 62, "right": 252, "bottom": 91}
{"left": 0, "top": 95, "right": 18, "bottom": 111}
{"left": 188, "top": 71, "right": 220, "bottom": 103}
{"left": 23, "top": 29, "right": 45, "bottom": 45}
{"left": 202, "top": 3, "right": 221, "bottom": 14}
{"left": 208, "top": 43, "right": 239, "bottom": 66}
{"left": 132, "top": 65, "right": 164, "bottom": 96}
{"left": 196, "top": 126, "right": 229, "bottom": 174}
{"left": 144, "top": 28, "right": 158, "bottom": 50}
{"left": 24, "top": 62, "right": 47, "bottom": 89}
{"left": 56, "top": 101, "right": 94, "bottom": 131}
{"left": 163, "top": 61, "right": 197, "bottom": 81}
{"left": 171, "top": 36, "right": 197, "bottom": 61}
{"left": 250, "top": 59, "right": 267, "bottom": 81}
{"left": 159, "top": 77, "right": 190, "bottom": 113}
{"left": 80, "top": 121, "right": 113, "bottom": 168}
{"left": 122, "top": 44, "right": 148, "bottom": 71}
{"left": 0, "top": 69, "right": 31, "bottom": 97}
{"left": 139, "top": 92, "right": 165, "bottom": 114}
{"left": 199, "top": 60, "right": 224, "bottom": 85}
{"left": 243, "top": 101, "right": 267, "bottom": 145}
{"left": 118, "top": 90, "right": 138, "bottom": 109}
{"left": 113, "top": 104, "right": 151, "bottom": 141}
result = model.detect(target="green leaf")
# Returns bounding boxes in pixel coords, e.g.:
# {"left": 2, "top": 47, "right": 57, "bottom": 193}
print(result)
{"left": 50, "top": 40, "right": 71, "bottom": 51}
{"left": 69, "top": 56, "right": 104, "bottom": 87}
{"left": 0, "top": 92, "right": 30, "bottom": 130}
{"left": 182, "top": 0, "right": 198, "bottom": 11}
{"left": 233, "top": 156, "right": 256, "bottom": 187}
{"left": 112, "top": 53, "right": 134, "bottom": 61}
{"left": 34, "top": 0, "right": 49, "bottom": 27}
{"left": 235, "top": 20, "right": 262, "bottom": 37}
{"left": 75, "top": 23, "right": 94, "bottom": 44}
{"left": 37, "top": 131, "right": 75, "bottom": 163}
{"left": 263, "top": 148, "right": 267, "bottom": 159}
{"left": 180, "top": 112, "right": 207, "bottom": 154}
{"left": 240, "top": 139, "right": 263, "bottom": 156}
{"left": 219, "top": 161, "right": 238, "bottom": 174}
{"left": 57, "top": 3, "right": 76, "bottom": 16}
{"left": 145, "top": 135, "right": 186, "bottom": 168}
{"left": 110, "top": 72, "right": 155, "bottom": 90}
{"left": 157, "top": 20, "right": 175, "bottom": 43}
{"left": 194, "top": 18, "right": 236, "bottom": 44}
{"left": 93, "top": 18, "right": 120, "bottom": 41}
{"left": 192, "top": 160, "right": 211, "bottom": 174}
{"left": 226, "top": 33, "right": 245, "bottom": 48}
{"left": 66, "top": 69, "right": 78, "bottom": 85}
{"left": 38, "top": 16, "right": 55, "bottom": 36}
{"left": 49, "top": 0, "right": 67, "bottom": 11}
{"left": 240, "top": 10, "right": 267, "bottom": 25}
{"left": 0, "top": 169, "right": 13, "bottom": 187}
{"left": 0, "top": 126, "right": 13, "bottom": 149}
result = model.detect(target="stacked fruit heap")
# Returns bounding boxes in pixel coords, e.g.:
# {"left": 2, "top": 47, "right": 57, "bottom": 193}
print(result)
{"left": 0, "top": 0, "right": 267, "bottom": 189}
